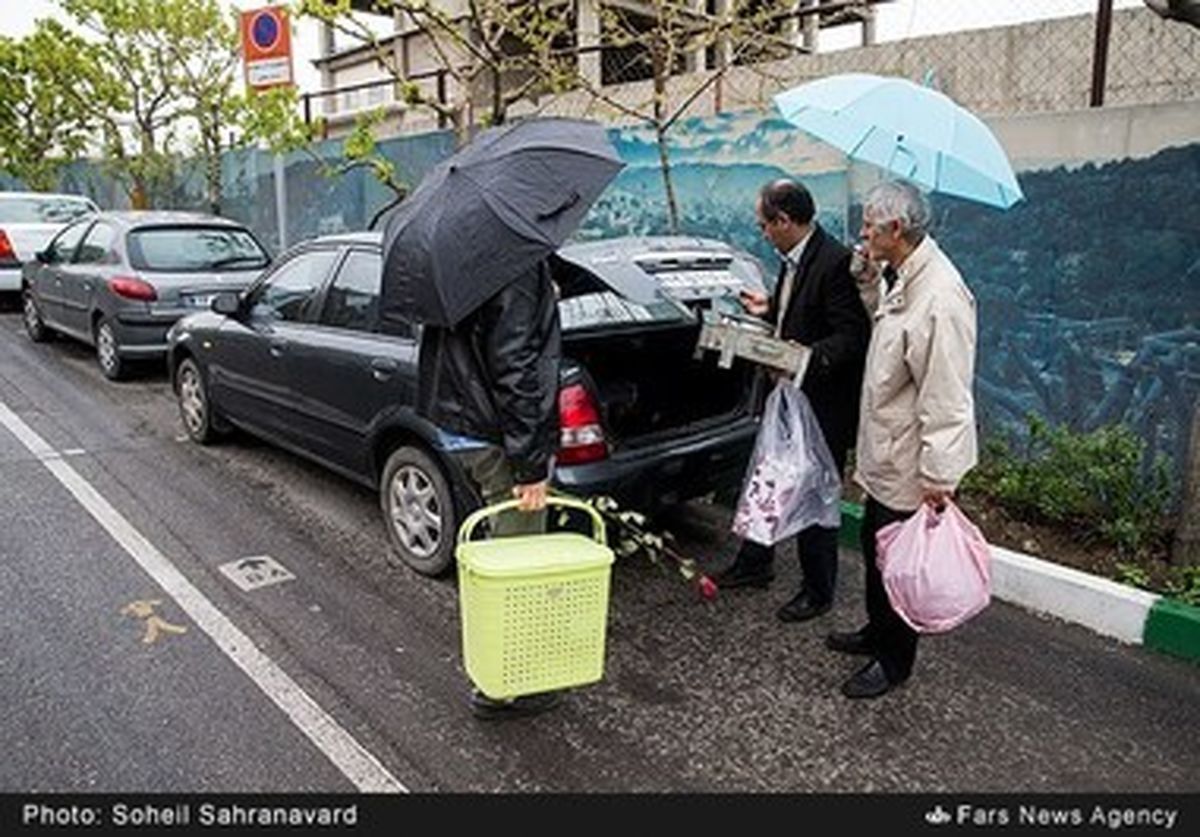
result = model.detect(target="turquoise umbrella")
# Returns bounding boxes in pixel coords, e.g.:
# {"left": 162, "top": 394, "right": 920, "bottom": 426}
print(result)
{"left": 773, "top": 73, "right": 1024, "bottom": 209}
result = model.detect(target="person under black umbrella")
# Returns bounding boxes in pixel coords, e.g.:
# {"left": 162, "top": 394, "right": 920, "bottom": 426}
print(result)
{"left": 418, "top": 255, "right": 563, "bottom": 720}
{"left": 379, "top": 117, "right": 623, "bottom": 720}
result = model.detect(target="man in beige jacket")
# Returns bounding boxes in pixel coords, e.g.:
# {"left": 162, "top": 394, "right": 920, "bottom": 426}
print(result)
{"left": 828, "top": 180, "right": 978, "bottom": 699}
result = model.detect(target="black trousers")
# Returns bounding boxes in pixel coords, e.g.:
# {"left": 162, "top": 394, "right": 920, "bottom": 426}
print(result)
{"left": 861, "top": 496, "right": 919, "bottom": 682}
{"left": 736, "top": 526, "right": 839, "bottom": 604}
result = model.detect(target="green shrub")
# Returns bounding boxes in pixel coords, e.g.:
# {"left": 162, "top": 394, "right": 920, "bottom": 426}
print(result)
{"left": 1165, "top": 565, "right": 1200, "bottom": 607}
{"left": 963, "top": 415, "right": 1173, "bottom": 558}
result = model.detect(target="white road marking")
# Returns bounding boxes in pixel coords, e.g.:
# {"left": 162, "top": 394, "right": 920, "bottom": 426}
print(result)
{"left": 219, "top": 555, "right": 296, "bottom": 591}
{"left": 0, "top": 399, "right": 408, "bottom": 794}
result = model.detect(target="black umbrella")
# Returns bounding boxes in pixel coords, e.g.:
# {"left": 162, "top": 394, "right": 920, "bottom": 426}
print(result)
{"left": 379, "top": 117, "right": 624, "bottom": 329}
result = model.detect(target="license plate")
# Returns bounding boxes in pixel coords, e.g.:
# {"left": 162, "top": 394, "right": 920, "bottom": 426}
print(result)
{"left": 185, "top": 293, "right": 216, "bottom": 309}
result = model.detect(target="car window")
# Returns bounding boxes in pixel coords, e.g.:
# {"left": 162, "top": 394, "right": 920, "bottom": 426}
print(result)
{"left": 250, "top": 249, "right": 339, "bottom": 323}
{"left": 320, "top": 249, "right": 382, "bottom": 332}
{"left": 45, "top": 220, "right": 93, "bottom": 264}
{"left": 127, "top": 226, "right": 269, "bottom": 272}
{"left": 0, "top": 196, "right": 96, "bottom": 225}
{"left": 75, "top": 222, "right": 120, "bottom": 265}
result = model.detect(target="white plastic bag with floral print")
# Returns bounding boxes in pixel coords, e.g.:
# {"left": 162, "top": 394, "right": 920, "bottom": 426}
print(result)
{"left": 732, "top": 381, "right": 841, "bottom": 545}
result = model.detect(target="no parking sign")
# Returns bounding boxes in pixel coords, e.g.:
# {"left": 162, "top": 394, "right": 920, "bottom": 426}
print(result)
{"left": 240, "top": 5, "right": 294, "bottom": 91}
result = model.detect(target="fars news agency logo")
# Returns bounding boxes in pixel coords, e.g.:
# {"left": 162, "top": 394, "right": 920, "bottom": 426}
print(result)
{"left": 926, "top": 805, "right": 953, "bottom": 826}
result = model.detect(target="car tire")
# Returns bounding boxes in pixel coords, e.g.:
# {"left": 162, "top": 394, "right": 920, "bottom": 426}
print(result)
{"left": 22, "top": 289, "right": 51, "bottom": 343}
{"left": 175, "top": 357, "right": 228, "bottom": 444}
{"left": 95, "top": 316, "right": 126, "bottom": 380}
{"left": 380, "top": 445, "right": 457, "bottom": 577}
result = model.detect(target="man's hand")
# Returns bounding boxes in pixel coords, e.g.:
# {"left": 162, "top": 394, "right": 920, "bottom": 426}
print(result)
{"left": 513, "top": 480, "right": 549, "bottom": 512}
{"left": 921, "top": 487, "right": 953, "bottom": 510}
{"left": 738, "top": 288, "right": 770, "bottom": 317}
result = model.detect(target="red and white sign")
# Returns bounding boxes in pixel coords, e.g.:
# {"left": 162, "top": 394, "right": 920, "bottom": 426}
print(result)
{"left": 240, "top": 5, "right": 294, "bottom": 91}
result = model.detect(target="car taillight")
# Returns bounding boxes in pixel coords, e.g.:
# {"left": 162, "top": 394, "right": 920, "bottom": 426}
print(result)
{"left": 0, "top": 229, "right": 15, "bottom": 262}
{"left": 557, "top": 382, "right": 608, "bottom": 465}
{"left": 108, "top": 275, "right": 157, "bottom": 301}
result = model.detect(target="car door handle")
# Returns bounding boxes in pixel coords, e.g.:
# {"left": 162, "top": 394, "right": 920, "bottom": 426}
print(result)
{"left": 269, "top": 339, "right": 288, "bottom": 358}
{"left": 370, "top": 357, "right": 398, "bottom": 381}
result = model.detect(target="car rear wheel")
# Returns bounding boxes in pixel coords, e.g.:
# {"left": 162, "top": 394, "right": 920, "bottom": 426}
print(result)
{"left": 176, "top": 358, "right": 227, "bottom": 444}
{"left": 22, "top": 290, "right": 51, "bottom": 343}
{"left": 381, "top": 445, "right": 457, "bottom": 577}
{"left": 95, "top": 316, "right": 126, "bottom": 380}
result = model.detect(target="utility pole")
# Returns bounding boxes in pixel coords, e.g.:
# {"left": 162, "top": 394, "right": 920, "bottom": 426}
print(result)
{"left": 1090, "top": 0, "right": 1114, "bottom": 107}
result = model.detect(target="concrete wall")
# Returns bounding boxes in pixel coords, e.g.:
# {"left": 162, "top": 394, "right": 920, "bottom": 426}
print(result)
{"left": 510, "top": 7, "right": 1200, "bottom": 130}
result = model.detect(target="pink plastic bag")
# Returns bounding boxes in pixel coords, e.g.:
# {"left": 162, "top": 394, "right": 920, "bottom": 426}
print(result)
{"left": 875, "top": 500, "right": 992, "bottom": 634}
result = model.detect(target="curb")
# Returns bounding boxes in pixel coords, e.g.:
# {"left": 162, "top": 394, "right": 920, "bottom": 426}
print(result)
{"left": 838, "top": 502, "right": 1200, "bottom": 665}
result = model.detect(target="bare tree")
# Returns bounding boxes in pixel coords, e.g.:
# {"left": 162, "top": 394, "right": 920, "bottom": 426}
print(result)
{"left": 299, "top": 0, "right": 576, "bottom": 145}
{"left": 567, "top": 1, "right": 808, "bottom": 231}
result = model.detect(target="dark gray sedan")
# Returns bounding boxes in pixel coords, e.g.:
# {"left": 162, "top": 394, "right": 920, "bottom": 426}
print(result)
{"left": 167, "top": 231, "right": 764, "bottom": 576}
{"left": 21, "top": 211, "right": 270, "bottom": 379}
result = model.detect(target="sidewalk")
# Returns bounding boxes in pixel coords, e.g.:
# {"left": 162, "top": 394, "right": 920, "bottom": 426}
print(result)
{"left": 837, "top": 502, "right": 1200, "bottom": 665}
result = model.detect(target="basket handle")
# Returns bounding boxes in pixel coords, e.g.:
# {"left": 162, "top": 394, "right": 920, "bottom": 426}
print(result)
{"left": 456, "top": 495, "right": 607, "bottom": 545}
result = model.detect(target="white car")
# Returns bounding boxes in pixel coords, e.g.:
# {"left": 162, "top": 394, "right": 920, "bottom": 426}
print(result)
{"left": 0, "top": 192, "right": 100, "bottom": 293}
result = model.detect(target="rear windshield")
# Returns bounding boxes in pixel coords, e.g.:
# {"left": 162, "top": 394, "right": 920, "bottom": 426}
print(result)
{"left": 127, "top": 226, "right": 269, "bottom": 272}
{"left": 0, "top": 196, "right": 96, "bottom": 225}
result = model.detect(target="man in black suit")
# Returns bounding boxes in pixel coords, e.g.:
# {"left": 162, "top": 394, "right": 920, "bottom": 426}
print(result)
{"left": 716, "top": 179, "right": 871, "bottom": 623}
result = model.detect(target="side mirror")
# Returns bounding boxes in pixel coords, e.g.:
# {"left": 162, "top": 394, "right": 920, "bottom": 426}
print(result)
{"left": 34, "top": 249, "right": 50, "bottom": 264}
{"left": 212, "top": 292, "right": 241, "bottom": 316}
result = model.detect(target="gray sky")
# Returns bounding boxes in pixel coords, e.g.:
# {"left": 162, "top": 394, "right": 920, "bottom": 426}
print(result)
{"left": 7, "top": 0, "right": 1143, "bottom": 96}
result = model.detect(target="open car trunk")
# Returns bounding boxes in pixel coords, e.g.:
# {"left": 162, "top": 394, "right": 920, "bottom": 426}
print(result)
{"left": 563, "top": 323, "right": 756, "bottom": 448}
{"left": 552, "top": 236, "right": 766, "bottom": 451}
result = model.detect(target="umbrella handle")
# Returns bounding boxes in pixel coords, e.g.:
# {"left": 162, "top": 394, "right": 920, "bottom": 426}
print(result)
{"left": 536, "top": 191, "right": 581, "bottom": 220}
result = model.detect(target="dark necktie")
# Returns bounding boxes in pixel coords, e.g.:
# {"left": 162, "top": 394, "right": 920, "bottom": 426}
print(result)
{"left": 882, "top": 265, "right": 898, "bottom": 292}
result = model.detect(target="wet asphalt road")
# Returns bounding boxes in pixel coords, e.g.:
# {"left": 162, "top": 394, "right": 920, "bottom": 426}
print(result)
{"left": 0, "top": 304, "right": 1198, "bottom": 795}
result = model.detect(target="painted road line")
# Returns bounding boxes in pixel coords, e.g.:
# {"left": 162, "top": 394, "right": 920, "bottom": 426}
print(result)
{"left": 0, "top": 399, "right": 407, "bottom": 794}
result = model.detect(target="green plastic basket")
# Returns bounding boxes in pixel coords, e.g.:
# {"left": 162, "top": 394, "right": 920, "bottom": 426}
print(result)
{"left": 456, "top": 496, "right": 615, "bottom": 700}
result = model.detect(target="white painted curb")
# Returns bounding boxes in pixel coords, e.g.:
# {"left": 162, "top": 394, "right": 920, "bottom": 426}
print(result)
{"left": 989, "top": 545, "right": 1161, "bottom": 645}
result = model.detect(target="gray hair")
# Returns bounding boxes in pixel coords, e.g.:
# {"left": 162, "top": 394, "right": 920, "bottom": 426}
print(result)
{"left": 863, "top": 181, "right": 932, "bottom": 244}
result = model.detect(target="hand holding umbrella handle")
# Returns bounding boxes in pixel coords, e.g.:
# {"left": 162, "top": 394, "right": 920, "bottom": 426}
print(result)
{"left": 536, "top": 191, "right": 581, "bottom": 220}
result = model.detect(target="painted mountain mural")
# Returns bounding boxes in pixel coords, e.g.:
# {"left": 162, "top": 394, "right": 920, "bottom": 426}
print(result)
{"left": 580, "top": 110, "right": 851, "bottom": 272}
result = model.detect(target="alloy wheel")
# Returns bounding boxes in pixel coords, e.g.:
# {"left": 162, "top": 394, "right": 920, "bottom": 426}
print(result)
{"left": 23, "top": 293, "right": 44, "bottom": 339}
{"left": 387, "top": 465, "right": 443, "bottom": 560}
{"left": 96, "top": 321, "right": 118, "bottom": 376}
{"left": 178, "top": 364, "right": 206, "bottom": 436}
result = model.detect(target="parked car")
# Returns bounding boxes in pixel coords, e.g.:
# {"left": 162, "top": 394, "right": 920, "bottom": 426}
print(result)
{"left": 22, "top": 211, "right": 270, "bottom": 379}
{"left": 0, "top": 191, "right": 99, "bottom": 295}
{"left": 167, "top": 232, "right": 765, "bottom": 576}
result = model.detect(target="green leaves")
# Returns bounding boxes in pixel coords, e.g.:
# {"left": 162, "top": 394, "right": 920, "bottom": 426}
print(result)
{"left": 964, "top": 414, "right": 1173, "bottom": 559}
{"left": 0, "top": 19, "right": 114, "bottom": 189}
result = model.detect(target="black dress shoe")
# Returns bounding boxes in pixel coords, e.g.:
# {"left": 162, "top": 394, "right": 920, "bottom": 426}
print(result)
{"left": 825, "top": 629, "right": 874, "bottom": 656}
{"left": 776, "top": 592, "right": 832, "bottom": 623}
{"left": 713, "top": 562, "right": 774, "bottom": 590}
{"left": 470, "top": 689, "right": 562, "bottom": 720}
{"left": 840, "top": 660, "right": 895, "bottom": 699}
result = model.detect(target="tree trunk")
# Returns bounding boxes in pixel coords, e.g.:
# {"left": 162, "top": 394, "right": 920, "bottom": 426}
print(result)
{"left": 491, "top": 67, "right": 504, "bottom": 126}
{"left": 656, "top": 125, "right": 679, "bottom": 235}
{"left": 131, "top": 178, "right": 149, "bottom": 210}
{"left": 651, "top": 47, "right": 679, "bottom": 234}
{"left": 1171, "top": 396, "right": 1200, "bottom": 566}
{"left": 206, "top": 110, "right": 222, "bottom": 216}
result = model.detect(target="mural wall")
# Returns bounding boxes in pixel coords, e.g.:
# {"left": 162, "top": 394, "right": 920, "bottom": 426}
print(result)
{"left": 578, "top": 103, "right": 1200, "bottom": 492}
{"left": 6, "top": 101, "right": 1195, "bottom": 491}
